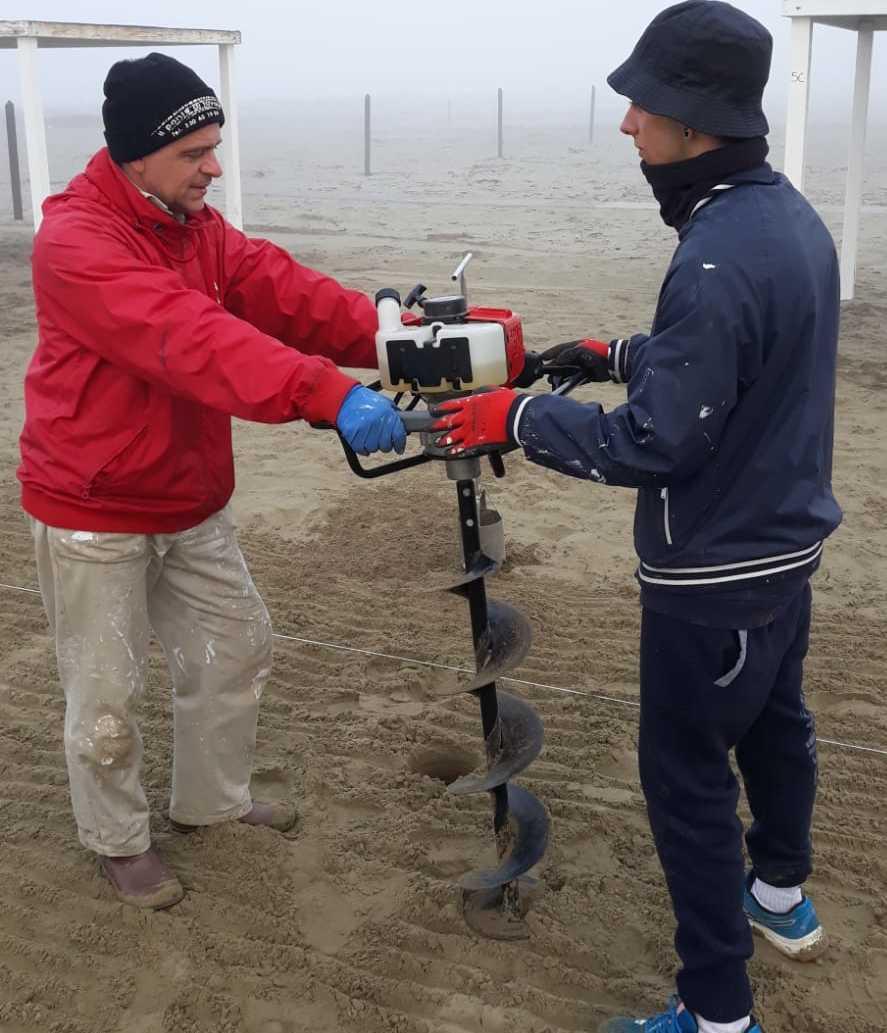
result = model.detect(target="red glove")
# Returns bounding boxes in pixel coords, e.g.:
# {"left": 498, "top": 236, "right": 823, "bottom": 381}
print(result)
{"left": 576, "top": 338, "right": 609, "bottom": 360}
{"left": 431, "top": 388, "right": 521, "bottom": 455}
{"left": 540, "top": 338, "right": 611, "bottom": 382}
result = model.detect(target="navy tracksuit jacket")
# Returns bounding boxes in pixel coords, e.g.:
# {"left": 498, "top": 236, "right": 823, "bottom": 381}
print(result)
{"left": 515, "top": 166, "right": 842, "bottom": 629}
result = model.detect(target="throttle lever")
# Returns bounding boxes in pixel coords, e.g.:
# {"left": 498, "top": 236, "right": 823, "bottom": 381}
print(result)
{"left": 404, "top": 283, "right": 428, "bottom": 310}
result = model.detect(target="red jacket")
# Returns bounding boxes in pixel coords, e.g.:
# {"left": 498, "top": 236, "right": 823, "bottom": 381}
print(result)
{"left": 18, "top": 149, "right": 378, "bottom": 534}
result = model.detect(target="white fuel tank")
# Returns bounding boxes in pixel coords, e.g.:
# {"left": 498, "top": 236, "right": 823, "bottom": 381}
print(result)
{"left": 375, "top": 289, "right": 510, "bottom": 394}
{"left": 376, "top": 321, "right": 509, "bottom": 393}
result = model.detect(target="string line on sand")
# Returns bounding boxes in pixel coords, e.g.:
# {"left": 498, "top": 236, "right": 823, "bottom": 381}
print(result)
{"left": 3, "top": 579, "right": 886, "bottom": 758}
{"left": 271, "top": 632, "right": 887, "bottom": 757}
{"left": 272, "top": 630, "right": 639, "bottom": 711}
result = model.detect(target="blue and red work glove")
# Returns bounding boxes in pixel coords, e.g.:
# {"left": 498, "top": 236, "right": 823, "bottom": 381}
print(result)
{"left": 431, "top": 388, "right": 524, "bottom": 455}
{"left": 335, "top": 385, "right": 407, "bottom": 456}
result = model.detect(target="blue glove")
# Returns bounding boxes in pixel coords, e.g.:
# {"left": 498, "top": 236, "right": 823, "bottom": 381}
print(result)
{"left": 335, "top": 385, "right": 407, "bottom": 456}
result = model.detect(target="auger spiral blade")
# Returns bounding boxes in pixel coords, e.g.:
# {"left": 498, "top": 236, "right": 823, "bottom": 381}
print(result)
{"left": 447, "top": 692, "right": 543, "bottom": 796}
{"left": 462, "top": 595, "right": 533, "bottom": 693}
{"left": 424, "top": 595, "right": 532, "bottom": 699}
{"left": 460, "top": 784, "right": 549, "bottom": 892}
{"left": 421, "top": 552, "right": 499, "bottom": 594}
{"left": 460, "top": 783, "right": 550, "bottom": 942}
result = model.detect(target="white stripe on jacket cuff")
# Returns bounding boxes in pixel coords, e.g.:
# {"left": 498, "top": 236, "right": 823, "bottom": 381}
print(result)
{"left": 512, "top": 395, "right": 535, "bottom": 447}
{"left": 609, "top": 338, "right": 629, "bottom": 383}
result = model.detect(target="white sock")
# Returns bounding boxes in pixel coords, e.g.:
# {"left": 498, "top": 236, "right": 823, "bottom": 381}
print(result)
{"left": 752, "top": 877, "right": 803, "bottom": 913}
{"left": 695, "top": 1015, "right": 751, "bottom": 1033}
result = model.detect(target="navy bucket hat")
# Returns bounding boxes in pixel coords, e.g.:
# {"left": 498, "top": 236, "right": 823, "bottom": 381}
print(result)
{"left": 607, "top": 0, "right": 773, "bottom": 138}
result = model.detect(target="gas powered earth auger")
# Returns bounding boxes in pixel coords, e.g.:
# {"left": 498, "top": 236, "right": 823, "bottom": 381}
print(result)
{"left": 328, "top": 254, "right": 589, "bottom": 941}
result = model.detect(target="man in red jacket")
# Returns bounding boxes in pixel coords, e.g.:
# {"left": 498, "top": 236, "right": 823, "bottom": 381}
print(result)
{"left": 18, "top": 53, "right": 404, "bottom": 910}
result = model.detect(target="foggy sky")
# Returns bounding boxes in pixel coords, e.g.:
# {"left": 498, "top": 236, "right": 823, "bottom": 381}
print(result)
{"left": 1, "top": 0, "right": 884, "bottom": 128}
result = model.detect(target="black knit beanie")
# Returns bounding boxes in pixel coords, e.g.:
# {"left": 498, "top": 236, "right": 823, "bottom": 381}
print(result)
{"left": 102, "top": 53, "right": 225, "bottom": 163}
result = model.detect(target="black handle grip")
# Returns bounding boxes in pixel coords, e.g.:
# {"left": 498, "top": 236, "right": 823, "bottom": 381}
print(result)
{"left": 311, "top": 408, "right": 434, "bottom": 436}
{"left": 550, "top": 370, "right": 592, "bottom": 396}
{"left": 399, "top": 409, "right": 437, "bottom": 434}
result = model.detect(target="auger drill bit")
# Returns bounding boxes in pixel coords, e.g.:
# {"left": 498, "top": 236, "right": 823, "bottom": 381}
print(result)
{"left": 331, "top": 273, "right": 588, "bottom": 941}
{"left": 443, "top": 455, "right": 549, "bottom": 941}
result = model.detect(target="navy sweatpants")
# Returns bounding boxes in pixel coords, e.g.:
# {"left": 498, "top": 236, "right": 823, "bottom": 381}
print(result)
{"left": 638, "top": 583, "right": 817, "bottom": 1022}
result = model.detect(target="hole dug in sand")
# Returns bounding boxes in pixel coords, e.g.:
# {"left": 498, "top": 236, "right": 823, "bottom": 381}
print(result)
{"left": 408, "top": 744, "right": 478, "bottom": 785}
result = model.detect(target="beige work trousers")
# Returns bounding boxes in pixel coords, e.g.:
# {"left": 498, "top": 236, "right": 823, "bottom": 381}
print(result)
{"left": 31, "top": 506, "right": 273, "bottom": 856}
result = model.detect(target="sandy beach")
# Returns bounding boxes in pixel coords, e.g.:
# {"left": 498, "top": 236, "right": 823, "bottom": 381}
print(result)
{"left": 0, "top": 115, "right": 885, "bottom": 1032}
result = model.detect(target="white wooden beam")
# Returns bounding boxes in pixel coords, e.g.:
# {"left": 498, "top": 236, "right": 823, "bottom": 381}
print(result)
{"left": 782, "top": 1, "right": 887, "bottom": 18}
{"left": 840, "top": 26, "right": 874, "bottom": 302}
{"left": 0, "top": 21, "right": 240, "bottom": 47}
{"left": 784, "top": 17, "right": 813, "bottom": 194}
{"left": 16, "top": 36, "right": 50, "bottom": 230}
{"left": 813, "top": 15, "right": 887, "bottom": 29}
{"left": 218, "top": 43, "right": 243, "bottom": 230}
{"left": 809, "top": 16, "right": 862, "bottom": 29}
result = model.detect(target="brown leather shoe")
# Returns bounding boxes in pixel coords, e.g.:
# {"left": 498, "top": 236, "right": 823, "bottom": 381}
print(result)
{"left": 99, "top": 847, "right": 185, "bottom": 910}
{"left": 170, "top": 800, "right": 298, "bottom": 835}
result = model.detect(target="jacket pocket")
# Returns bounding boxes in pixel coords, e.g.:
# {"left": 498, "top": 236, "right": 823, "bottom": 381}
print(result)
{"left": 80, "top": 425, "right": 148, "bottom": 499}
{"left": 714, "top": 630, "right": 748, "bottom": 688}
{"left": 661, "top": 487, "right": 673, "bottom": 546}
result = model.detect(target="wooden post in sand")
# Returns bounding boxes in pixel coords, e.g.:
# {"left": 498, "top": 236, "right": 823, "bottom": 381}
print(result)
{"left": 497, "top": 87, "right": 504, "bottom": 159}
{"left": 839, "top": 25, "right": 874, "bottom": 301}
{"left": 588, "top": 85, "right": 596, "bottom": 146}
{"left": 16, "top": 37, "right": 50, "bottom": 229}
{"left": 781, "top": 3, "right": 887, "bottom": 302}
{"left": 784, "top": 16, "right": 813, "bottom": 197}
{"left": 217, "top": 43, "right": 243, "bottom": 230}
{"left": 5, "top": 102, "right": 23, "bottom": 221}
{"left": 364, "top": 93, "right": 372, "bottom": 176}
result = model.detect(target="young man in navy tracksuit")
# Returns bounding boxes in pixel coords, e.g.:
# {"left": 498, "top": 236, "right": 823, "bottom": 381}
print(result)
{"left": 433, "top": 4, "right": 842, "bottom": 1032}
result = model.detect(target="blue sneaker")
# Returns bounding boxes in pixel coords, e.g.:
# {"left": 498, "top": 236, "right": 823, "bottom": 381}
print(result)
{"left": 744, "top": 877, "right": 826, "bottom": 961}
{"left": 598, "top": 996, "right": 763, "bottom": 1033}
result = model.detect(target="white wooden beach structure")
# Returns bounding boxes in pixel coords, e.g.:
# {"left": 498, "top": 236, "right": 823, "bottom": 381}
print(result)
{"left": 0, "top": 20, "right": 243, "bottom": 230}
{"left": 783, "top": 1, "right": 886, "bottom": 300}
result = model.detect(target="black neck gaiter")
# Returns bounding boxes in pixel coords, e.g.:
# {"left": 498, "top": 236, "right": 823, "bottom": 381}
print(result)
{"left": 642, "top": 137, "right": 770, "bottom": 230}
